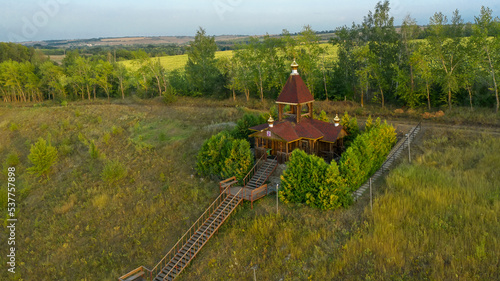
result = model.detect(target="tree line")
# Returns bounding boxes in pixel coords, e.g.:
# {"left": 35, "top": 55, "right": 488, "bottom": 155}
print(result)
{"left": 0, "top": 2, "right": 499, "bottom": 112}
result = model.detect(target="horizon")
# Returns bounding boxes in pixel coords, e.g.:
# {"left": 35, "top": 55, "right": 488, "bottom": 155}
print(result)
{"left": 2, "top": 0, "right": 500, "bottom": 43}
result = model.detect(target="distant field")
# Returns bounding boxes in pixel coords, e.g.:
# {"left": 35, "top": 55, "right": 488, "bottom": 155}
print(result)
{"left": 48, "top": 54, "right": 66, "bottom": 65}
{"left": 120, "top": 50, "right": 234, "bottom": 72}
{"left": 120, "top": 43, "right": 338, "bottom": 72}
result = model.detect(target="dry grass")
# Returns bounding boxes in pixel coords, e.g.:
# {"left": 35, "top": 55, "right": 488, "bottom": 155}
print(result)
{"left": 0, "top": 101, "right": 245, "bottom": 280}
{"left": 0, "top": 98, "right": 498, "bottom": 280}
{"left": 179, "top": 127, "right": 500, "bottom": 281}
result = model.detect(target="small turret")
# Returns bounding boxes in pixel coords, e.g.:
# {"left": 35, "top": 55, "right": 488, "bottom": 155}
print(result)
{"left": 268, "top": 115, "right": 274, "bottom": 128}
{"left": 334, "top": 114, "right": 340, "bottom": 127}
{"left": 291, "top": 60, "right": 299, "bottom": 75}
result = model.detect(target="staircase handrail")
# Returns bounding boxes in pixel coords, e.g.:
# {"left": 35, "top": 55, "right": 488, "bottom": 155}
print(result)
{"left": 382, "top": 121, "right": 421, "bottom": 173}
{"left": 149, "top": 185, "right": 233, "bottom": 280}
{"left": 163, "top": 188, "right": 244, "bottom": 280}
{"left": 219, "top": 176, "right": 237, "bottom": 193}
{"left": 249, "top": 184, "right": 268, "bottom": 209}
{"left": 246, "top": 156, "right": 277, "bottom": 189}
{"left": 243, "top": 153, "right": 267, "bottom": 186}
{"left": 118, "top": 266, "right": 152, "bottom": 281}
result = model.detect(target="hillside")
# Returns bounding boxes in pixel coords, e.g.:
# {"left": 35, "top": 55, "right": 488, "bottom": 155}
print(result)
{"left": 0, "top": 98, "right": 499, "bottom": 280}
{"left": 23, "top": 35, "right": 253, "bottom": 49}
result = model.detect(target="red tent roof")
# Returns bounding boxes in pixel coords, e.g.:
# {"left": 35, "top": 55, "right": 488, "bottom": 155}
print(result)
{"left": 249, "top": 117, "right": 345, "bottom": 143}
{"left": 276, "top": 74, "right": 314, "bottom": 104}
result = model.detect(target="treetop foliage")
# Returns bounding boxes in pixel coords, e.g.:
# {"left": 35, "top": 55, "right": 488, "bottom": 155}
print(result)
{"left": 1, "top": 3, "right": 499, "bottom": 112}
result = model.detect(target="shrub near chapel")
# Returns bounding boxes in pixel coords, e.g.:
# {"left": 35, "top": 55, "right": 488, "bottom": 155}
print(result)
{"left": 280, "top": 150, "right": 352, "bottom": 210}
{"left": 196, "top": 131, "right": 252, "bottom": 181}
{"left": 340, "top": 119, "right": 396, "bottom": 191}
{"left": 280, "top": 118, "right": 396, "bottom": 209}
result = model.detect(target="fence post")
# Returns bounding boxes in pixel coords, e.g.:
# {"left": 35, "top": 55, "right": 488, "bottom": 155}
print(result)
{"left": 370, "top": 178, "right": 373, "bottom": 213}
{"left": 276, "top": 184, "right": 279, "bottom": 216}
{"left": 408, "top": 132, "right": 411, "bottom": 163}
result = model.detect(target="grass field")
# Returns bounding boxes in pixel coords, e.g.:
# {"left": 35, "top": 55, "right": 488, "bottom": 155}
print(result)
{"left": 120, "top": 50, "right": 235, "bottom": 72}
{"left": 0, "top": 98, "right": 498, "bottom": 280}
{"left": 120, "top": 43, "right": 338, "bottom": 72}
{"left": 175, "top": 127, "right": 500, "bottom": 280}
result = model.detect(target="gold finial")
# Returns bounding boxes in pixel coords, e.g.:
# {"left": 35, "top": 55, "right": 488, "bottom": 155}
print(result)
{"left": 291, "top": 59, "right": 299, "bottom": 75}
{"left": 334, "top": 114, "right": 340, "bottom": 126}
{"left": 268, "top": 115, "right": 274, "bottom": 128}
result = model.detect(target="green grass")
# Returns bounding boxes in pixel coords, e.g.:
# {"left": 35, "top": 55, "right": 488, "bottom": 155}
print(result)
{"left": 0, "top": 101, "right": 244, "bottom": 280}
{"left": 0, "top": 98, "right": 498, "bottom": 280}
{"left": 328, "top": 130, "right": 500, "bottom": 280}
{"left": 120, "top": 50, "right": 234, "bottom": 72}
{"left": 179, "top": 128, "right": 500, "bottom": 280}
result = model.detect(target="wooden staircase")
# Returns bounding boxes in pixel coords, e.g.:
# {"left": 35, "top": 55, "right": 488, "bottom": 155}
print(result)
{"left": 240, "top": 155, "right": 278, "bottom": 208}
{"left": 245, "top": 157, "right": 278, "bottom": 190}
{"left": 152, "top": 192, "right": 242, "bottom": 281}
{"left": 119, "top": 187, "right": 243, "bottom": 281}
{"left": 119, "top": 156, "right": 278, "bottom": 281}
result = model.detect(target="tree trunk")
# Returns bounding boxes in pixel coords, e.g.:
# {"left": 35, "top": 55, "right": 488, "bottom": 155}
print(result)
{"left": 245, "top": 88, "right": 250, "bottom": 101}
{"left": 360, "top": 88, "right": 364, "bottom": 108}
{"left": 410, "top": 64, "right": 415, "bottom": 96}
{"left": 379, "top": 84, "right": 385, "bottom": 108}
{"left": 120, "top": 79, "right": 125, "bottom": 99}
{"left": 258, "top": 66, "right": 264, "bottom": 102}
{"left": 448, "top": 88, "right": 452, "bottom": 110}
{"left": 468, "top": 86, "right": 473, "bottom": 111}
{"left": 486, "top": 49, "right": 499, "bottom": 113}
{"left": 232, "top": 88, "right": 236, "bottom": 101}
{"left": 155, "top": 75, "right": 162, "bottom": 96}
{"left": 426, "top": 82, "right": 431, "bottom": 111}
{"left": 322, "top": 68, "right": 328, "bottom": 101}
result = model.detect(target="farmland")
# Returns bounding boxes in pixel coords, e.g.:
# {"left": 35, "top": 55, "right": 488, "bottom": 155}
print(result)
{"left": 119, "top": 43, "right": 338, "bottom": 72}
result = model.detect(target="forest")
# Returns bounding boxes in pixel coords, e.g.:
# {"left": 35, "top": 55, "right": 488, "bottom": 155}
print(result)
{"left": 1, "top": 2, "right": 499, "bottom": 113}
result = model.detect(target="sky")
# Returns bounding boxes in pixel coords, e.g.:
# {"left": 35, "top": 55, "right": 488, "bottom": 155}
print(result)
{"left": 1, "top": 0, "right": 499, "bottom": 42}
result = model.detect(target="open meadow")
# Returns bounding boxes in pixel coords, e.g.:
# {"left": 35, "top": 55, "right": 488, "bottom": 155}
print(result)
{"left": 0, "top": 98, "right": 499, "bottom": 280}
{"left": 119, "top": 43, "right": 338, "bottom": 72}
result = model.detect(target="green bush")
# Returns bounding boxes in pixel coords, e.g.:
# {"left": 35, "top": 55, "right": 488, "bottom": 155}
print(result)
{"left": 220, "top": 139, "right": 253, "bottom": 181}
{"left": 280, "top": 150, "right": 351, "bottom": 210}
{"left": 89, "top": 140, "right": 100, "bottom": 159}
{"left": 196, "top": 131, "right": 253, "bottom": 181}
{"left": 314, "top": 110, "right": 330, "bottom": 122}
{"left": 230, "top": 113, "right": 267, "bottom": 140}
{"left": 340, "top": 121, "right": 396, "bottom": 191}
{"left": 5, "top": 152, "right": 20, "bottom": 167}
{"left": 28, "top": 137, "right": 58, "bottom": 178}
{"left": 280, "top": 119, "right": 396, "bottom": 210}
{"left": 9, "top": 123, "right": 19, "bottom": 131}
{"left": 340, "top": 112, "right": 360, "bottom": 145}
{"left": 101, "top": 160, "right": 127, "bottom": 183}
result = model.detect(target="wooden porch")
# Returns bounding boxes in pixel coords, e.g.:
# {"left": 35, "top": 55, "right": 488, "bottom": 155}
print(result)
{"left": 254, "top": 137, "right": 343, "bottom": 164}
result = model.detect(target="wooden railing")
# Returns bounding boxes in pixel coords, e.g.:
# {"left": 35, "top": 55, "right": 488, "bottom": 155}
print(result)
{"left": 381, "top": 121, "right": 421, "bottom": 172}
{"left": 246, "top": 156, "right": 277, "bottom": 189}
{"left": 148, "top": 185, "right": 235, "bottom": 280}
{"left": 242, "top": 153, "right": 267, "bottom": 187}
{"left": 162, "top": 187, "right": 244, "bottom": 280}
{"left": 246, "top": 184, "right": 268, "bottom": 209}
{"left": 219, "top": 176, "right": 237, "bottom": 194}
{"left": 119, "top": 266, "right": 151, "bottom": 281}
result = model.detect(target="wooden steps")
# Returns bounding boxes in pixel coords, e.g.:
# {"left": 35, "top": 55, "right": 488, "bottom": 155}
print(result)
{"left": 245, "top": 158, "right": 277, "bottom": 191}
{"left": 151, "top": 193, "right": 242, "bottom": 281}
{"left": 121, "top": 157, "right": 280, "bottom": 281}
